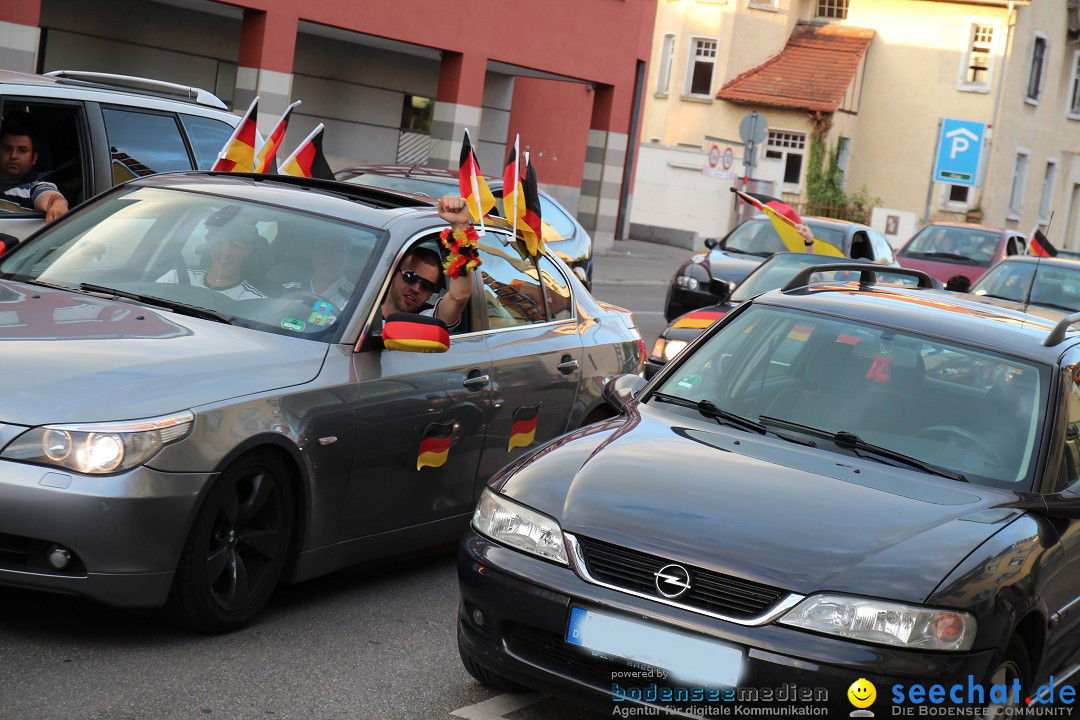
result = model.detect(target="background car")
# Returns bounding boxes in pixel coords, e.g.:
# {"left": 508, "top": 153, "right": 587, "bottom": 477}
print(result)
{"left": 0, "top": 171, "right": 641, "bottom": 632}
{"left": 665, "top": 215, "right": 898, "bottom": 321}
{"left": 896, "top": 222, "right": 1027, "bottom": 284}
{"left": 970, "top": 255, "right": 1080, "bottom": 313}
{"left": 0, "top": 69, "right": 245, "bottom": 241}
{"left": 336, "top": 164, "right": 594, "bottom": 288}
{"left": 458, "top": 264, "right": 1080, "bottom": 716}
{"left": 648, "top": 253, "right": 920, "bottom": 377}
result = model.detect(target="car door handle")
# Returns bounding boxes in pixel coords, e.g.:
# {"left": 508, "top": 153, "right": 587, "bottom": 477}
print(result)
{"left": 557, "top": 357, "right": 579, "bottom": 374}
{"left": 462, "top": 374, "right": 490, "bottom": 390}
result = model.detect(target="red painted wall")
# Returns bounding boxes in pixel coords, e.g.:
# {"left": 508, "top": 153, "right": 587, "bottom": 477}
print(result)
{"left": 0, "top": 0, "right": 42, "bottom": 26}
{"left": 508, "top": 78, "right": 592, "bottom": 189}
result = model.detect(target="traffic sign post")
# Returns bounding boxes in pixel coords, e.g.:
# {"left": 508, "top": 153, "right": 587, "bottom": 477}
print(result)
{"left": 708, "top": 144, "right": 721, "bottom": 169}
{"left": 722, "top": 147, "right": 734, "bottom": 171}
{"left": 738, "top": 111, "right": 768, "bottom": 184}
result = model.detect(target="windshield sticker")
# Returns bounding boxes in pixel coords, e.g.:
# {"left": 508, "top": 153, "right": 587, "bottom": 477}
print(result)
{"left": 281, "top": 317, "right": 306, "bottom": 332}
{"left": 677, "top": 375, "right": 702, "bottom": 389}
{"left": 786, "top": 324, "right": 813, "bottom": 342}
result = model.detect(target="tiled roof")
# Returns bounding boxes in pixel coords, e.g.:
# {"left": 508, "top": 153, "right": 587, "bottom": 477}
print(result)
{"left": 717, "top": 23, "right": 874, "bottom": 113}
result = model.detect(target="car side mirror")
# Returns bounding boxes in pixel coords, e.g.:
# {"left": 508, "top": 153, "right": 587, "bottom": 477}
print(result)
{"left": 602, "top": 373, "right": 647, "bottom": 414}
{"left": 709, "top": 278, "right": 732, "bottom": 303}
{"left": 0, "top": 233, "right": 20, "bottom": 257}
{"left": 704, "top": 237, "right": 719, "bottom": 250}
{"left": 382, "top": 313, "right": 449, "bottom": 353}
{"left": 1041, "top": 491, "right": 1080, "bottom": 520}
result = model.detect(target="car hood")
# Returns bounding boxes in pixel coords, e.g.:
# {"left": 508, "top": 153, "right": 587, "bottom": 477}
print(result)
{"left": 500, "top": 406, "right": 1024, "bottom": 604}
{"left": 897, "top": 256, "right": 988, "bottom": 284}
{"left": 706, "top": 249, "right": 767, "bottom": 284}
{"left": 0, "top": 281, "right": 328, "bottom": 425}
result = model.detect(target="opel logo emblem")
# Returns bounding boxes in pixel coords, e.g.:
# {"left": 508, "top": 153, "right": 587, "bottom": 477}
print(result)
{"left": 654, "top": 564, "right": 692, "bottom": 598}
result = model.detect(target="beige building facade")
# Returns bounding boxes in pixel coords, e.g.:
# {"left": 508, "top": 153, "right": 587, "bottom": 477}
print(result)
{"left": 632, "top": 0, "right": 1080, "bottom": 251}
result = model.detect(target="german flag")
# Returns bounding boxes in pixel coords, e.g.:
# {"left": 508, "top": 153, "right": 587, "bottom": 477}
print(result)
{"left": 671, "top": 309, "right": 727, "bottom": 329}
{"left": 458, "top": 129, "right": 496, "bottom": 229}
{"left": 521, "top": 152, "right": 543, "bottom": 257}
{"left": 211, "top": 97, "right": 259, "bottom": 172}
{"left": 1029, "top": 228, "right": 1058, "bottom": 257}
{"left": 730, "top": 188, "right": 844, "bottom": 258}
{"left": 417, "top": 423, "right": 453, "bottom": 470}
{"left": 508, "top": 404, "right": 540, "bottom": 451}
{"left": 280, "top": 123, "right": 334, "bottom": 180}
{"left": 382, "top": 313, "right": 450, "bottom": 353}
{"left": 254, "top": 100, "right": 300, "bottom": 174}
{"left": 503, "top": 134, "right": 527, "bottom": 240}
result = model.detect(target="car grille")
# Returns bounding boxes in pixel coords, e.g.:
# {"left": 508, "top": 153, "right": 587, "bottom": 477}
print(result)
{"left": 576, "top": 536, "right": 785, "bottom": 619}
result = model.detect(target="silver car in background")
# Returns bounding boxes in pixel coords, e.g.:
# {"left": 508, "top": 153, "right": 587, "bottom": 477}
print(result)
{"left": 0, "top": 172, "right": 642, "bottom": 632}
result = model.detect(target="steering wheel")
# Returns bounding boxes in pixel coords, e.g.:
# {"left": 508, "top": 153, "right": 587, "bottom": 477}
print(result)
{"left": 914, "top": 424, "right": 1003, "bottom": 465}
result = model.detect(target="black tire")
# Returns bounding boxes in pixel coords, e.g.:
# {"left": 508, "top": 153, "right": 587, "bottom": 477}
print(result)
{"left": 167, "top": 451, "right": 294, "bottom": 633}
{"left": 457, "top": 625, "right": 529, "bottom": 693}
{"left": 986, "top": 635, "right": 1031, "bottom": 719}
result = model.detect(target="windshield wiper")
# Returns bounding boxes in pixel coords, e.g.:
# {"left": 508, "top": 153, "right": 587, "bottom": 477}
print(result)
{"left": 758, "top": 416, "right": 968, "bottom": 482}
{"left": 652, "top": 393, "right": 767, "bottom": 435}
{"left": 79, "top": 283, "right": 237, "bottom": 325}
{"left": 908, "top": 252, "right": 979, "bottom": 264}
{"left": 728, "top": 249, "right": 772, "bottom": 258}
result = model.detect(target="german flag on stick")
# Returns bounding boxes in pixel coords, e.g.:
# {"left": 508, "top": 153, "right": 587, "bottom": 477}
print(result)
{"left": 503, "top": 134, "right": 527, "bottom": 242}
{"left": 254, "top": 100, "right": 300, "bottom": 174}
{"left": 730, "top": 188, "right": 843, "bottom": 257}
{"left": 458, "top": 129, "right": 496, "bottom": 234}
{"left": 280, "top": 123, "right": 334, "bottom": 180}
{"left": 521, "top": 152, "right": 543, "bottom": 257}
{"left": 508, "top": 404, "right": 540, "bottom": 451}
{"left": 211, "top": 97, "right": 259, "bottom": 172}
{"left": 417, "top": 423, "right": 454, "bottom": 470}
{"left": 1029, "top": 228, "right": 1058, "bottom": 257}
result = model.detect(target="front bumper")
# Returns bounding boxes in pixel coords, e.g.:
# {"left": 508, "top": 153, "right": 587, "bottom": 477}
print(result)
{"left": 0, "top": 458, "right": 212, "bottom": 607}
{"left": 458, "top": 530, "right": 997, "bottom": 715}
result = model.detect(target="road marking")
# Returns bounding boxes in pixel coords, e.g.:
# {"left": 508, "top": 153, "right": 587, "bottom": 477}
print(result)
{"left": 450, "top": 692, "right": 545, "bottom": 719}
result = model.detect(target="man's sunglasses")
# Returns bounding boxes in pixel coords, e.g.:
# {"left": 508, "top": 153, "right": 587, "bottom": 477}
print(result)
{"left": 398, "top": 268, "right": 439, "bottom": 293}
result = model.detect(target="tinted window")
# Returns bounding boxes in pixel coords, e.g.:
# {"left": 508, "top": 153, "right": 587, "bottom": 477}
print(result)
{"left": 102, "top": 108, "right": 192, "bottom": 184}
{"left": 180, "top": 115, "right": 235, "bottom": 169}
{"left": 973, "top": 261, "right": 1080, "bottom": 312}
{"left": 538, "top": 256, "right": 572, "bottom": 320}
{"left": 478, "top": 242, "right": 547, "bottom": 328}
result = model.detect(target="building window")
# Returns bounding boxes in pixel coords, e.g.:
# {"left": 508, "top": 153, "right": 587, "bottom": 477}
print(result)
{"left": 1039, "top": 160, "right": 1058, "bottom": 224}
{"left": 1068, "top": 50, "right": 1080, "bottom": 119}
{"left": 657, "top": 34, "right": 675, "bottom": 96}
{"left": 766, "top": 131, "right": 806, "bottom": 189}
{"left": 1008, "top": 149, "right": 1030, "bottom": 220}
{"left": 816, "top": 0, "right": 848, "bottom": 19}
{"left": 960, "top": 22, "right": 996, "bottom": 91}
{"left": 686, "top": 38, "right": 717, "bottom": 96}
{"left": 1026, "top": 33, "right": 1048, "bottom": 104}
{"left": 949, "top": 185, "right": 971, "bottom": 204}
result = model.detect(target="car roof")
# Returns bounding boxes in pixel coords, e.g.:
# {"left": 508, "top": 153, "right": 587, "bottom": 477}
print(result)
{"left": 748, "top": 214, "right": 867, "bottom": 231}
{"left": 754, "top": 282, "right": 1078, "bottom": 363}
{"left": 918, "top": 221, "right": 1009, "bottom": 234}
{"left": 982, "top": 255, "right": 1080, "bottom": 269}
{"left": 0, "top": 68, "right": 231, "bottom": 113}
{"left": 341, "top": 164, "right": 506, "bottom": 185}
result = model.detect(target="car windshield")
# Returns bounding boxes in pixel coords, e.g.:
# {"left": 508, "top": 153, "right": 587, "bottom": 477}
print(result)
{"left": 972, "top": 261, "right": 1080, "bottom": 312}
{"left": 903, "top": 226, "right": 1001, "bottom": 267}
{"left": 729, "top": 254, "right": 916, "bottom": 303}
{"left": 652, "top": 305, "right": 1047, "bottom": 489}
{"left": 724, "top": 218, "right": 847, "bottom": 258}
{"left": 0, "top": 186, "right": 385, "bottom": 341}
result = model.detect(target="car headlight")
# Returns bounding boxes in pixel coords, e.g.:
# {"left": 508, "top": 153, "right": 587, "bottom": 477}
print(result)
{"left": 674, "top": 275, "right": 700, "bottom": 291}
{"left": 675, "top": 262, "right": 711, "bottom": 292}
{"left": 1, "top": 411, "right": 194, "bottom": 474}
{"left": 472, "top": 487, "right": 568, "bottom": 564}
{"left": 663, "top": 339, "right": 688, "bottom": 361}
{"left": 779, "top": 594, "right": 976, "bottom": 651}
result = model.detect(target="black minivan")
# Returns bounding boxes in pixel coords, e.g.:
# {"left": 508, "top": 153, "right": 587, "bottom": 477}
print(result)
{"left": 458, "top": 265, "right": 1080, "bottom": 716}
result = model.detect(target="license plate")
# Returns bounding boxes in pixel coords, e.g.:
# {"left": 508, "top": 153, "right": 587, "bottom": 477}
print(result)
{"left": 565, "top": 606, "right": 742, "bottom": 688}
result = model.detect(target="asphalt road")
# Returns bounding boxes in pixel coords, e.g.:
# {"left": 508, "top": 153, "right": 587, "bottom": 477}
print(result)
{"left": 0, "top": 238, "right": 687, "bottom": 720}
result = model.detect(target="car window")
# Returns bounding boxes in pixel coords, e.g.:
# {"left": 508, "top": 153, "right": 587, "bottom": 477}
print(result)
{"left": 975, "top": 262, "right": 1080, "bottom": 312}
{"left": 868, "top": 230, "right": 895, "bottom": 264}
{"left": 724, "top": 219, "right": 786, "bottom": 256}
{"left": 804, "top": 223, "right": 847, "bottom": 255}
{"left": 971, "top": 262, "right": 1035, "bottom": 304}
{"left": 1063, "top": 368, "right": 1080, "bottom": 491}
{"left": 180, "top": 114, "right": 235, "bottom": 169}
{"left": 0, "top": 101, "right": 88, "bottom": 211}
{"left": 0, "top": 186, "right": 385, "bottom": 341}
{"left": 654, "top": 305, "right": 1048, "bottom": 488}
{"left": 538, "top": 255, "right": 572, "bottom": 320}
{"left": 102, "top": 108, "right": 193, "bottom": 184}
{"left": 477, "top": 241, "right": 547, "bottom": 328}
{"left": 902, "top": 226, "right": 1001, "bottom": 267}
{"left": 536, "top": 196, "right": 575, "bottom": 241}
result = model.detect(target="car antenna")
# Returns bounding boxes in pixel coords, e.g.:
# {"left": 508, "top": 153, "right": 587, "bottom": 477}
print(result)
{"left": 1023, "top": 211, "right": 1054, "bottom": 308}
{"left": 407, "top": 139, "right": 443, "bottom": 177}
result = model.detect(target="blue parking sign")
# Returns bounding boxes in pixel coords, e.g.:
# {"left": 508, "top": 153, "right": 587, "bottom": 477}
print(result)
{"left": 933, "top": 118, "right": 986, "bottom": 187}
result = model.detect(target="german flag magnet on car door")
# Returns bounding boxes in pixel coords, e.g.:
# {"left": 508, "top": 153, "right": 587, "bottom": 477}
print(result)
{"left": 417, "top": 423, "right": 454, "bottom": 470}
{"left": 508, "top": 404, "right": 540, "bottom": 451}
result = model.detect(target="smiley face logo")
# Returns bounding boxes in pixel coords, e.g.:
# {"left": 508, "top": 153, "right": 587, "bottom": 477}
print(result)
{"left": 848, "top": 678, "right": 876, "bottom": 709}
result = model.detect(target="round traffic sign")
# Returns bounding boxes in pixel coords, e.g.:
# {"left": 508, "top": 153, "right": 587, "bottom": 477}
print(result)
{"left": 722, "top": 147, "right": 734, "bottom": 170}
{"left": 708, "top": 145, "right": 720, "bottom": 168}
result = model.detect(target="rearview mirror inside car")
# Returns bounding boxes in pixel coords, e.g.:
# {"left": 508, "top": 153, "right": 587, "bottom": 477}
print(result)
{"left": 382, "top": 312, "right": 450, "bottom": 353}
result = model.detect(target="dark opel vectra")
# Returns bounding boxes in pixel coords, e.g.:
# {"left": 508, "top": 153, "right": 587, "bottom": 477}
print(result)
{"left": 459, "top": 265, "right": 1080, "bottom": 715}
